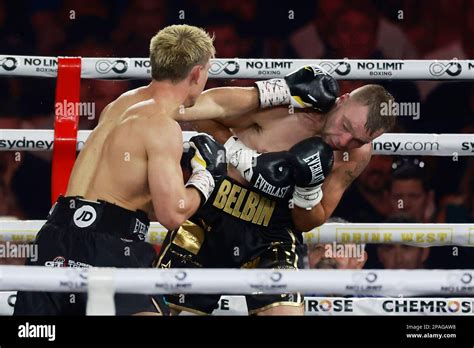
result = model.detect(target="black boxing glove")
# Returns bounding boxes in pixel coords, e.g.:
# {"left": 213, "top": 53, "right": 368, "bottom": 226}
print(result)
{"left": 255, "top": 65, "right": 339, "bottom": 113}
{"left": 288, "top": 137, "right": 334, "bottom": 209}
{"left": 224, "top": 136, "right": 294, "bottom": 200}
{"left": 184, "top": 133, "right": 227, "bottom": 204}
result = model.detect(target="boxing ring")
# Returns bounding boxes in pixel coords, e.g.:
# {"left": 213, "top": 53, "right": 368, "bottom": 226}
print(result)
{"left": 0, "top": 55, "right": 473, "bottom": 315}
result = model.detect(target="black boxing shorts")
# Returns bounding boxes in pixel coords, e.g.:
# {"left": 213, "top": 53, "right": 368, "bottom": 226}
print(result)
{"left": 13, "top": 196, "right": 169, "bottom": 316}
{"left": 156, "top": 177, "right": 306, "bottom": 315}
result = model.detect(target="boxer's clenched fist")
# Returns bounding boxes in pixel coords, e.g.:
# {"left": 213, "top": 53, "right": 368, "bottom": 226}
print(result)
{"left": 289, "top": 136, "right": 334, "bottom": 209}
{"left": 255, "top": 65, "right": 339, "bottom": 113}
{"left": 184, "top": 133, "right": 227, "bottom": 204}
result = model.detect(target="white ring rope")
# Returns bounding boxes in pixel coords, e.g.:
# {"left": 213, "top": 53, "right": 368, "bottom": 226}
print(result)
{"left": 0, "top": 266, "right": 473, "bottom": 296}
{"left": 0, "top": 55, "right": 473, "bottom": 80}
{"left": 2, "top": 221, "right": 473, "bottom": 247}
{"left": 1, "top": 129, "right": 473, "bottom": 156}
{"left": 0, "top": 130, "right": 191, "bottom": 152}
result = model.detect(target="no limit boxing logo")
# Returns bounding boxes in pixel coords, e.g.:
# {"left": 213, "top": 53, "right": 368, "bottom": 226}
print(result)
{"left": 155, "top": 270, "right": 192, "bottom": 290}
{"left": 458, "top": 273, "right": 473, "bottom": 284}
{"left": 250, "top": 271, "right": 287, "bottom": 291}
{"left": 346, "top": 271, "right": 382, "bottom": 292}
{"left": 209, "top": 60, "right": 240, "bottom": 75}
{"left": 441, "top": 272, "right": 474, "bottom": 293}
{"left": 429, "top": 61, "right": 462, "bottom": 77}
{"left": 95, "top": 59, "right": 128, "bottom": 74}
{"left": 365, "top": 272, "right": 378, "bottom": 283}
{"left": 0, "top": 57, "right": 18, "bottom": 71}
{"left": 319, "top": 61, "right": 351, "bottom": 76}
{"left": 270, "top": 271, "right": 283, "bottom": 282}
{"left": 58, "top": 269, "right": 88, "bottom": 290}
{"left": 175, "top": 271, "right": 187, "bottom": 281}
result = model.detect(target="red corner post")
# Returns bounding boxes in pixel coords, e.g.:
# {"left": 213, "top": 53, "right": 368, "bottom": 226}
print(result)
{"left": 51, "top": 57, "right": 82, "bottom": 203}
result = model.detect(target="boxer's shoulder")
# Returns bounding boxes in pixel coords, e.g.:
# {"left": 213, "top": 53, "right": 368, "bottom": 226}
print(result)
{"left": 351, "top": 142, "right": 373, "bottom": 160}
{"left": 140, "top": 115, "right": 183, "bottom": 154}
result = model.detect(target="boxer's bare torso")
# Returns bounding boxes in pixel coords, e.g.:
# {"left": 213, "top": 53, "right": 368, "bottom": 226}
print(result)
{"left": 64, "top": 84, "right": 260, "bottom": 225}
{"left": 66, "top": 86, "right": 181, "bottom": 214}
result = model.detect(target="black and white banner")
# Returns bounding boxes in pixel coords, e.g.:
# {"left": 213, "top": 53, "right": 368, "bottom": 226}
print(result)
{"left": 1, "top": 292, "right": 473, "bottom": 316}
{"left": 1, "top": 55, "right": 474, "bottom": 80}
{"left": 1, "top": 130, "right": 473, "bottom": 156}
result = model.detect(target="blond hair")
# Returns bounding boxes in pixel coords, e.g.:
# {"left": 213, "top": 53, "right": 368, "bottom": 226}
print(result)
{"left": 149, "top": 24, "right": 215, "bottom": 82}
{"left": 350, "top": 84, "right": 396, "bottom": 134}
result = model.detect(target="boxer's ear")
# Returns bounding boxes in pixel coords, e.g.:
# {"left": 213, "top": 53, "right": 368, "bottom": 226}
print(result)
{"left": 336, "top": 93, "right": 350, "bottom": 105}
{"left": 189, "top": 65, "right": 202, "bottom": 85}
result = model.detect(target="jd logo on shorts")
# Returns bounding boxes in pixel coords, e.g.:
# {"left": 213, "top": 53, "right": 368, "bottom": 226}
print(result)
{"left": 73, "top": 205, "right": 97, "bottom": 228}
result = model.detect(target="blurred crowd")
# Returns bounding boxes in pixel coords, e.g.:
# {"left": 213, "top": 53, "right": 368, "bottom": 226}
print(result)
{"left": 1, "top": 0, "right": 473, "bottom": 269}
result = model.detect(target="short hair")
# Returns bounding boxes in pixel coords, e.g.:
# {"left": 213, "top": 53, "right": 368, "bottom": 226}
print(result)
{"left": 350, "top": 84, "right": 396, "bottom": 135}
{"left": 390, "top": 164, "right": 430, "bottom": 192}
{"left": 149, "top": 24, "right": 215, "bottom": 82}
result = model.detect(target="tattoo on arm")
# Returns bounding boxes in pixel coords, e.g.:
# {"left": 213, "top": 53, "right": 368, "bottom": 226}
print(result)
{"left": 344, "top": 169, "right": 356, "bottom": 186}
{"left": 343, "top": 156, "right": 370, "bottom": 186}
{"left": 253, "top": 123, "right": 263, "bottom": 133}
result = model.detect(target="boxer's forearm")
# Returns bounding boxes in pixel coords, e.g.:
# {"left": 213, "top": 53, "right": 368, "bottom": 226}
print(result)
{"left": 179, "top": 87, "right": 259, "bottom": 122}
{"left": 175, "top": 188, "right": 204, "bottom": 224}
{"left": 291, "top": 180, "right": 346, "bottom": 231}
{"left": 154, "top": 189, "right": 202, "bottom": 230}
{"left": 150, "top": 173, "right": 202, "bottom": 230}
{"left": 290, "top": 147, "right": 371, "bottom": 230}
{"left": 291, "top": 204, "right": 327, "bottom": 231}
{"left": 191, "top": 120, "right": 233, "bottom": 144}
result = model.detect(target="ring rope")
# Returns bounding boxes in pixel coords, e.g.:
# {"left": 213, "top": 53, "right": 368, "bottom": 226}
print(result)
{"left": 1, "top": 130, "right": 473, "bottom": 156}
{"left": 1, "top": 221, "right": 473, "bottom": 247}
{"left": 0, "top": 266, "right": 473, "bottom": 296}
{"left": 0, "top": 55, "right": 472, "bottom": 80}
